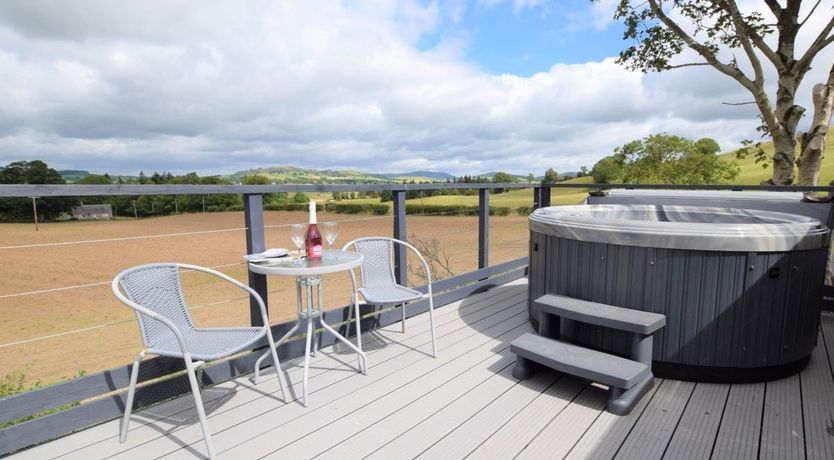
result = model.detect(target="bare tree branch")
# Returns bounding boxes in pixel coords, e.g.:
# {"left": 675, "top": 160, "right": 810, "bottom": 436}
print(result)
{"left": 797, "top": 13, "right": 834, "bottom": 72}
{"left": 721, "top": 1, "right": 784, "bottom": 71}
{"left": 800, "top": 0, "right": 823, "bottom": 27}
{"left": 667, "top": 62, "right": 712, "bottom": 69}
{"left": 722, "top": 101, "right": 758, "bottom": 106}
{"left": 763, "top": 0, "right": 783, "bottom": 15}
{"left": 646, "top": 0, "right": 778, "bottom": 130}
{"left": 719, "top": 1, "right": 766, "bottom": 84}
{"left": 407, "top": 233, "right": 455, "bottom": 283}
{"left": 647, "top": 1, "right": 751, "bottom": 85}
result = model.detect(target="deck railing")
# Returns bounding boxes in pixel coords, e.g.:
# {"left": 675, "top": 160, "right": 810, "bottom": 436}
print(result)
{"left": 0, "top": 181, "right": 833, "bottom": 455}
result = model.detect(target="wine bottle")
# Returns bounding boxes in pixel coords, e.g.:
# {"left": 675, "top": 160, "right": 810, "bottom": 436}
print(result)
{"left": 305, "top": 201, "right": 323, "bottom": 261}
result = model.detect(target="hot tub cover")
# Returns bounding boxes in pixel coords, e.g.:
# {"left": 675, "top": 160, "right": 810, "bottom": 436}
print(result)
{"left": 529, "top": 204, "right": 830, "bottom": 252}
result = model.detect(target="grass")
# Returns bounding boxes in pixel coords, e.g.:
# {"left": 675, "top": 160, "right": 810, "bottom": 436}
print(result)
{"left": 721, "top": 129, "right": 834, "bottom": 185}
{"left": 328, "top": 176, "right": 595, "bottom": 210}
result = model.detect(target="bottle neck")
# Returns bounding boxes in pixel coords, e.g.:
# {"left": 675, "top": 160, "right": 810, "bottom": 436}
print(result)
{"left": 309, "top": 202, "right": 317, "bottom": 224}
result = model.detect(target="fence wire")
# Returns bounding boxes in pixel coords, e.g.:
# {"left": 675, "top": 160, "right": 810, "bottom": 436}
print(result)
{"left": 1, "top": 210, "right": 521, "bottom": 347}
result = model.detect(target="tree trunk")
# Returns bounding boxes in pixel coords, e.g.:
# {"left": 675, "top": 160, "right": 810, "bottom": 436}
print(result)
{"left": 797, "top": 64, "right": 834, "bottom": 186}
{"left": 767, "top": 131, "right": 798, "bottom": 185}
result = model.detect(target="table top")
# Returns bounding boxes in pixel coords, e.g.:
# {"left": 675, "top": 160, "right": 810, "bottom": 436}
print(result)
{"left": 247, "top": 249, "right": 363, "bottom": 276}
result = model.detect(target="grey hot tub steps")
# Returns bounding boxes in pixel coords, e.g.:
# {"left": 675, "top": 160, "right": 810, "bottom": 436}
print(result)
{"left": 511, "top": 294, "right": 666, "bottom": 415}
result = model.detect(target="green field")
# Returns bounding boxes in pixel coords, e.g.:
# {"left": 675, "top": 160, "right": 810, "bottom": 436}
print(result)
{"left": 722, "top": 130, "right": 834, "bottom": 185}
{"left": 322, "top": 176, "right": 593, "bottom": 210}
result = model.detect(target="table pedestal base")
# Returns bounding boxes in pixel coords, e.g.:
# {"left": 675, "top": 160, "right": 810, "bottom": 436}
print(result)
{"left": 255, "top": 274, "right": 367, "bottom": 407}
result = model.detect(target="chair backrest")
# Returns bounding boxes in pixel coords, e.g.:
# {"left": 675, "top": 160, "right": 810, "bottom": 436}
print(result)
{"left": 352, "top": 238, "right": 399, "bottom": 288}
{"left": 116, "top": 264, "right": 196, "bottom": 348}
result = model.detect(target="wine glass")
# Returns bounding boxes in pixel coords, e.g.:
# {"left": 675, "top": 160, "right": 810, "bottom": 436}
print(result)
{"left": 290, "top": 224, "right": 306, "bottom": 264}
{"left": 322, "top": 221, "right": 338, "bottom": 259}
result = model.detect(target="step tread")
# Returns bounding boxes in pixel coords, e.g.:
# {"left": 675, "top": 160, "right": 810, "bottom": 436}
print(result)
{"left": 511, "top": 333, "right": 649, "bottom": 388}
{"left": 537, "top": 294, "right": 666, "bottom": 335}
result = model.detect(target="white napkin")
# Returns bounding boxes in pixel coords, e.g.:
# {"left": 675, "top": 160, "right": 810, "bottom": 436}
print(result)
{"left": 244, "top": 248, "right": 290, "bottom": 261}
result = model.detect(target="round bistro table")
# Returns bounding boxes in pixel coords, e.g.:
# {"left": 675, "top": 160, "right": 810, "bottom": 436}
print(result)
{"left": 249, "top": 250, "right": 367, "bottom": 406}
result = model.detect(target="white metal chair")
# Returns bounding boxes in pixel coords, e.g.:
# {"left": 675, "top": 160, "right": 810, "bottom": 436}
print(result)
{"left": 112, "top": 263, "right": 288, "bottom": 460}
{"left": 342, "top": 237, "right": 437, "bottom": 358}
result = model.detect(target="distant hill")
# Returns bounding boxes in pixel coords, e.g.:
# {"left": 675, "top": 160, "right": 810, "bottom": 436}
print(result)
{"left": 58, "top": 170, "right": 91, "bottom": 181}
{"left": 476, "top": 172, "right": 531, "bottom": 182}
{"left": 228, "top": 166, "right": 455, "bottom": 184}
{"left": 58, "top": 170, "right": 139, "bottom": 183}
{"left": 381, "top": 171, "right": 455, "bottom": 180}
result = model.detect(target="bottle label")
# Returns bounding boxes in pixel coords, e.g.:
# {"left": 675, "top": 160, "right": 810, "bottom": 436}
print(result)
{"left": 309, "top": 244, "right": 322, "bottom": 259}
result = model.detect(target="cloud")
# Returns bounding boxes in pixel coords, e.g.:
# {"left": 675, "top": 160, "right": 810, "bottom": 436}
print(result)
{"left": 0, "top": 0, "right": 830, "bottom": 177}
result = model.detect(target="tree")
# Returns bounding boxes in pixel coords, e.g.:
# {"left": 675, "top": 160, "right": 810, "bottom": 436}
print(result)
{"left": 492, "top": 172, "right": 515, "bottom": 194}
{"left": 0, "top": 160, "right": 77, "bottom": 220}
{"left": 492, "top": 172, "right": 515, "bottom": 183}
{"left": 527, "top": 173, "right": 535, "bottom": 183}
{"left": 242, "top": 174, "right": 286, "bottom": 204}
{"left": 541, "top": 168, "right": 559, "bottom": 185}
{"left": 591, "top": 134, "right": 739, "bottom": 184}
{"left": 292, "top": 192, "right": 309, "bottom": 203}
{"left": 77, "top": 173, "right": 112, "bottom": 185}
{"left": 614, "top": 1, "right": 834, "bottom": 185}
{"left": 591, "top": 154, "right": 626, "bottom": 183}
{"left": 577, "top": 166, "right": 590, "bottom": 177}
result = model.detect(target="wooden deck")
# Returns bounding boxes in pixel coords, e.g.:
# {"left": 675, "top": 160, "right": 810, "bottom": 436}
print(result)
{"left": 11, "top": 279, "right": 834, "bottom": 460}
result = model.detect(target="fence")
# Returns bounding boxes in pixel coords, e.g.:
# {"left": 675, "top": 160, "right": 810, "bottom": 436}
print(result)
{"left": 0, "top": 181, "right": 832, "bottom": 455}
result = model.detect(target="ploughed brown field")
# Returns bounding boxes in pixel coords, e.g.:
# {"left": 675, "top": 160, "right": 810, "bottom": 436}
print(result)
{"left": 0, "top": 211, "right": 528, "bottom": 387}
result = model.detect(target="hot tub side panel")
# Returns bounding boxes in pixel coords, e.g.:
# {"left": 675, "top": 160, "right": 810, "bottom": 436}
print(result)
{"left": 528, "top": 232, "right": 827, "bottom": 381}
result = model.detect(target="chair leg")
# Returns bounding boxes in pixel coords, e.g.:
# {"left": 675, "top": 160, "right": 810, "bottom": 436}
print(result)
{"left": 120, "top": 350, "right": 145, "bottom": 443}
{"left": 401, "top": 303, "right": 406, "bottom": 333}
{"left": 185, "top": 355, "right": 216, "bottom": 460}
{"left": 255, "top": 323, "right": 298, "bottom": 385}
{"left": 354, "top": 291, "right": 365, "bottom": 373}
{"left": 428, "top": 298, "right": 437, "bottom": 358}
{"left": 263, "top": 328, "right": 289, "bottom": 402}
{"left": 348, "top": 270, "right": 365, "bottom": 372}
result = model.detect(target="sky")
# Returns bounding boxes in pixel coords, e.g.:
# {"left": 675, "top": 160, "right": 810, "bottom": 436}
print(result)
{"left": 0, "top": 0, "right": 832, "bottom": 177}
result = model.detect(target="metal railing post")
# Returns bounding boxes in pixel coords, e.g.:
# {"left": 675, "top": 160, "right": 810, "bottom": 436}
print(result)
{"left": 393, "top": 190, "right": 408, "bottom": 285}
{"left": 243, "top": 193, "right": 268, "bottom": 326}
{"left": 541, "top": 186, "right": 551, "bottom": 208}
{"left": 478, "top": 188, "right": 489, "bottom": 269}
{"left": 533, "top": 186, "right": 551, "bottom": 209}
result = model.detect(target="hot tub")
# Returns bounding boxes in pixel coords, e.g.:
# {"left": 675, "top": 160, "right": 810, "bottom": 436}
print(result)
{"left": 528, "top": 204, "right": 831, "bottom": 382}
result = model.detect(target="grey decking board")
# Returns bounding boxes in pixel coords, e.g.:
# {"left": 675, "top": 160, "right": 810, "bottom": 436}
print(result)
{"left": 16, "top": 283, "right": 528, "bottom": 460}
{"left": 710, "top": 382, "right": 765, "bottom": 460}
{"left": 312, "top": 351, "right": 521, "bottom": 460}
{"left": 360, "top": 355, "right": 532, "bottom": 460}
{"left": 613, "top": 379, "right": 695, "bottom": 460}
{"left": 662, "top": 383, "right": 730, "bottom": 459}
{"left": 272, "top": 348, "right": 528, "bottom": 458}
{"left": 32, "top": 286, "right": 530, "bottom": 460}
{"left": 212, "top": 310, "right": 533, "bottom": 459}
{"left": 11, "top": 286, "right": 834, "bottom": 460}
{"left": 514, "top": 383, "right": 608, "bottom": 459}
{"left": 465, "top": 376, "right": 588, "bottom": 460}
{"left": 806, "top": 318, "right": 834, "bottom": 459}
{"left": 277, "top": 356, "right": 525, "bottom": 460}
{"left": 759, "top": 374, "right": 805, "bottom": 460}
{"left": 95, "top": 293, "right": 532, "bottom": 459}
{"left": 415, "top": 370, "right": 561, "bottom": 459}
{"left": 564, "top": 379, "right": 662, "bottom": 460}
